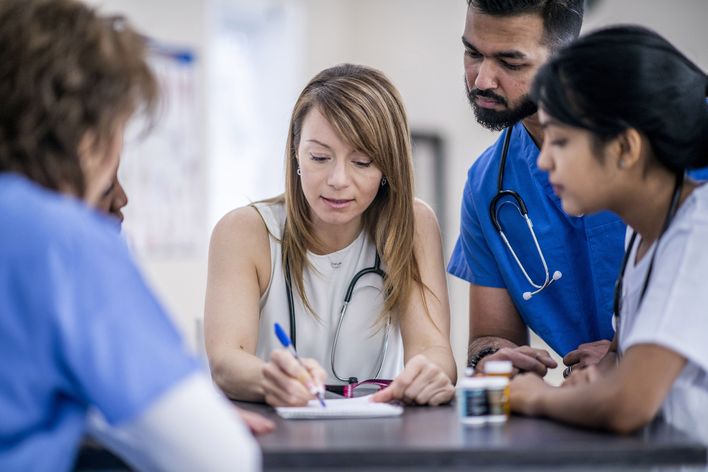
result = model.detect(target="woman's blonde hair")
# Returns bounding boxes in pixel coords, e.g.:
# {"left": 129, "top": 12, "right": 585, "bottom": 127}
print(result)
{"left": 277, "top": 63, "right": 426, "bottom": 324}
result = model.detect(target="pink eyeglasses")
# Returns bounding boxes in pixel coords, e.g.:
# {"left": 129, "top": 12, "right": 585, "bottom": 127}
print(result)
{"left": 325, "top": 379, "right": 392, "bottom": 398}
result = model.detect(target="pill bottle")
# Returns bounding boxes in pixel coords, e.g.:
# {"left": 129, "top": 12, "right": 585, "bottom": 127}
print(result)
{"left": 483, "top": 360, "right": 511, "bottom": 417}
{"left": 456, "top": 377, "right": 489, "bottom": 425}
{"left": 483, "top": 360, "right": 513, "bottom": 378}
{"left": 485, "top": 376, "right": 510, "bottom": 423}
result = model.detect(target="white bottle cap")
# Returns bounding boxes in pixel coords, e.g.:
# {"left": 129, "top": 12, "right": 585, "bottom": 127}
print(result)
{"left": 456, "top": 376, "right": 490, "bottom": 389}
{"left": 484, "top": 360, "right": 513, "bottom": 375}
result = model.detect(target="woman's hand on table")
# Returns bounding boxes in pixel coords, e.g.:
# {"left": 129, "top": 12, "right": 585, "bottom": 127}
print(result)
{"left": 371, "top": 354, "right": 454, "bottom": 406}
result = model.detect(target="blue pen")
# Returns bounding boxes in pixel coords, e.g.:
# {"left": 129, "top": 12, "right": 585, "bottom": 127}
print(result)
{"left": 274, "top": 322, "right": 326, "bottom": 408}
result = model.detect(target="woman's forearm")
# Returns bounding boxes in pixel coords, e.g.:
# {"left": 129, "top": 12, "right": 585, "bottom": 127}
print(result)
{"left": 537, "top": 381, "right": 620, "bottom": 429}
{"left": 416, "top": 344, "right": 458, "bottom": 384}
{"left": 209, "top": 349, "right": 267, "bottom": 402}
{"left": 535, "top": 374, "right": 654, "bottom": 434}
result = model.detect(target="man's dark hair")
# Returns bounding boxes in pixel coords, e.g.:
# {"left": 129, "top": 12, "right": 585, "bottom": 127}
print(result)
{"left": 467, "top": 0, "right": 584, "bottom": 50}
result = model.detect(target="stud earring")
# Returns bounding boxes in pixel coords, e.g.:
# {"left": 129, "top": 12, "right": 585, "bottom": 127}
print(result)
{"left": 381, "top": 177, "right": 387, "bottom": 187}
{"left": 297, "top": 168, "right": 302, "bottom": 176}
{"left": 618, "top": 160, "right": 625, "bottom": 169}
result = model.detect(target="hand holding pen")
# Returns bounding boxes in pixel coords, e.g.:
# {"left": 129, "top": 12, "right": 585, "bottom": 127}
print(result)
{"left": 264, "top": 322, "right": 327, "bottom": 407}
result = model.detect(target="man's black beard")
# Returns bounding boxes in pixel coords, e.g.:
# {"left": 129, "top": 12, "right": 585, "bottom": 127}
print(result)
{"left": 466, "top": 86, "right": 537, "bottom": 131}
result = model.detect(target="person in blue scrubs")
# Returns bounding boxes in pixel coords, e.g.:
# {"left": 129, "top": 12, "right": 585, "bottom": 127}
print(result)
{"left": 450, "top": 0, "right": 708, "bottom": 377}
{"left": 449, "top": 0, "right": 620, "bottom": 376}
{"left": 0, "top": 1, "right": 260, "bottom": 470}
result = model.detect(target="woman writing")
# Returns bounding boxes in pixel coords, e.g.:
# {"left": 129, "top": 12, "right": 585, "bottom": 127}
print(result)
{"left": 205, "top": 64, "right": 456, "bottom": 406}
{"left": 510, "top": 25, "right": 708, "bottom": 441}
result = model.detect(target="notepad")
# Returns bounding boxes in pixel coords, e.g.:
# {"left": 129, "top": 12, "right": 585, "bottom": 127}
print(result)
{"left": 275, "top": 394, "right": 403, "bottom": 419}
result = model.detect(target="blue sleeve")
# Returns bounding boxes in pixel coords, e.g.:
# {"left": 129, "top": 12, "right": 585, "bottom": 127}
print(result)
{"left": 50, "top": 228, "right": 200, "bottom": 425}
{"left": 448, "top": 170, "right": 505, "bottom": 288}
{"left": 688, "top": 167, "right": 708, "bottom": 181}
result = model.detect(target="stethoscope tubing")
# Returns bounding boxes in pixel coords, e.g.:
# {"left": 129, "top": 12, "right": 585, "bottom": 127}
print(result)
{"left": 489, "top": 127, "right": 559, "bottom": 299}
{"left": 285, "top": 252, "right": 389, "bottom": 383}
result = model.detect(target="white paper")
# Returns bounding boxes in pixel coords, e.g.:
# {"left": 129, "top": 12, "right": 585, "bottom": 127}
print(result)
{"left": 275, "top": 394, "right": 403, "bottom": 420}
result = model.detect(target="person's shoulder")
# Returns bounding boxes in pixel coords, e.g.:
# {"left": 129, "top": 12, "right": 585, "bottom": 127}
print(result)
{"left": 210, "top": 204, "right": 271, "bottom": 263}
{"left": 657, "top": 183, "right": 708, "bottom": 258}
{"left": 413, "top": 198, "right": 439, "bottom": 228}
{"left": 691, "top": 182, "right": 708, "bottom": 206}
{"left": 0, "top": 174, "right": 117, "bottom": 254}
{"left": 217, "top": 204, "right": 266, "bottom": 228}
{"left": 412, "top": 198, "right": 443, "bottom": 244}
{"left": 209, "top": 204, "right": 274, "bottom": 288}
{"left": 683, "top": 183, "right": 708, "bottom": 227}
{"left": 212, "top": 205, "right": 268, "bottom": 242}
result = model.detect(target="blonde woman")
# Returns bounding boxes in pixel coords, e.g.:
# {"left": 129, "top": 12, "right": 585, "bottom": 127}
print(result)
{"left": 205, "top": 64, "right": 456, "bottom": 407}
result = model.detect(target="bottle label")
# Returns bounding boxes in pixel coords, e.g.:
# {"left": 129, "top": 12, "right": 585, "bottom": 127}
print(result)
{"left": 462, "top": 388, "right": 488, "bottom": 417}
{"left": 487, "top": 386, "right": 507, "bottom": 416}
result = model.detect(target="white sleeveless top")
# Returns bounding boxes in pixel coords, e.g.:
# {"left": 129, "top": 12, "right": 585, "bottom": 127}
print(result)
{"left": 253, "top": 201, "right": 404, "bottom": 384}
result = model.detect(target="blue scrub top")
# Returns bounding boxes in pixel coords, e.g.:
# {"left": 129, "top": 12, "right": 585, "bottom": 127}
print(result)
{"left": 448, "top": 124, "right": 623, "bottom": 356}
{"left": 0, "top": 173, "right": 200, "bottom": 472}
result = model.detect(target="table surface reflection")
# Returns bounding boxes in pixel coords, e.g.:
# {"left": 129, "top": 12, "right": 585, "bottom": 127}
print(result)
{"left": 238, "top": 401, "right": 707, "bottom": 471}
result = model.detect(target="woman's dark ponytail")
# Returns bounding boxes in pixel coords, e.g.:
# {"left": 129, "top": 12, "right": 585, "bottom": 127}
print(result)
{"left": 532, "top": 25, "right": 708, "bottom": 173}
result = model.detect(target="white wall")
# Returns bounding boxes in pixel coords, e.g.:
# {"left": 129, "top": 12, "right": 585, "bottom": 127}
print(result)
{"left": 584, "top": 0, "right": 708, "bottom": 67}
{"left": 87, "top": 0, "right": 210, "bottom": 347}
{"left": 86, "top": 0, "right": 708, "bottom": 375}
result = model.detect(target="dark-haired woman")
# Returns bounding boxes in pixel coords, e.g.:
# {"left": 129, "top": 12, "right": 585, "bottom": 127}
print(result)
{"left": 510, "top": 25, "right": 708, "bottom": 441}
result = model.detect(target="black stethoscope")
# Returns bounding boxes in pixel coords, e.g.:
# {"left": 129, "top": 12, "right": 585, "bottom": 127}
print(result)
{"left": 489, "top": 127, "right": 562, "bottom": 300}
{"left": 284, "top": 253, "right": 389, "bottom": 383}
{"left": 613, "top": 172, "right": 684, "bottom": 331}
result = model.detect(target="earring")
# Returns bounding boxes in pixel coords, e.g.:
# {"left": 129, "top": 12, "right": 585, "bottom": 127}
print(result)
{"left": 297, "top": 168, "right": 302, "bottom": 176}
{"left": 381, "top": 177, "right": 387, "bottom": 187}
{"left": 618, "top": 159, "right": 625, "bottom": 169}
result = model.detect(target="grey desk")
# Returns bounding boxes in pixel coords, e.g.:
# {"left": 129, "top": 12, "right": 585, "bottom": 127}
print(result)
{"left": 75, "top": 402, "right": 707, "bottom": 471}
{"left": 238, "top": 402, "right": 707, "bottom": 471}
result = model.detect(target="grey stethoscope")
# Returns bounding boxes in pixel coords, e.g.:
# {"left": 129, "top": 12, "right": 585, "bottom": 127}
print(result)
{"left": 489, "top": 127, "right": 562, "bottom": 300}
{"left": 284, "top": 253, "right": 390, "bottom": 383}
